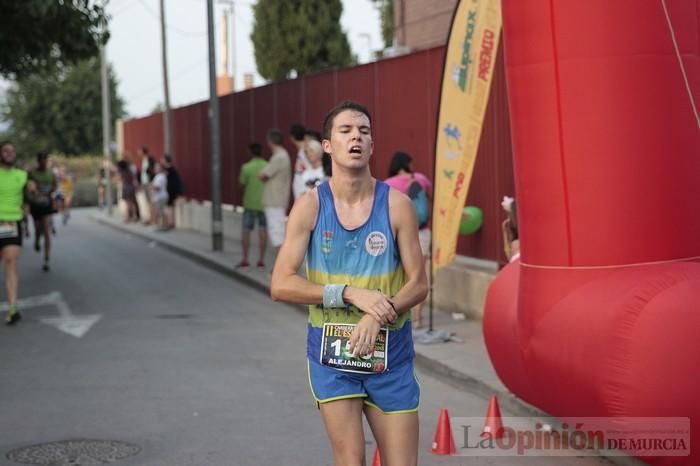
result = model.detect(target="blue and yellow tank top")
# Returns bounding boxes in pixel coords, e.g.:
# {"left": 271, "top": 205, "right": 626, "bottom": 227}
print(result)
{"left": 306, "top": 180, "right": 414, "bottom": 367}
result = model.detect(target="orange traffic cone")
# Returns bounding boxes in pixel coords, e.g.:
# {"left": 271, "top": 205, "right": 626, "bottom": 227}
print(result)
{"left": 431, "top": 408, "right": 457, "bottom": 455}
{"left": 371, "top": 447, "right": 381, "bottom": 466}
{"left": 481, "top": 394, "right": 504, "bottom": 439}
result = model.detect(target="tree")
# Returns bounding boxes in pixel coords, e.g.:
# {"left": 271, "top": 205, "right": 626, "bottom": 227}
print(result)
{"left": 0, "top": 0, "right": 108, "bottom": 79}
{"left": 370, "top": 0, "right": 394, "bottom": 49}
{"left": 150, "top": 102, "right": 165, "bottom": 115}
{"left": 251, "top": 0, "right": 354, "bottom": 81}
{"left": 2, "top": 57, "right": 125, "bottom": 157}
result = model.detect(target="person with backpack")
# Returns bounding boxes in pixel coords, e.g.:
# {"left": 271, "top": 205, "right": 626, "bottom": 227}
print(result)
{"left": 385, "top": 151, "right": 432, "bottom": 329}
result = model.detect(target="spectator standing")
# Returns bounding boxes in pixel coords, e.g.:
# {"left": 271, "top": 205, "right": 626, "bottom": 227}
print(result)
{"left": 306, "top": 128, "right": 332, "bottom": 178}
{"left": 163, "top": 154, "right": 183, "bottom": 230}
{"left": 501, "top": 196, "right": 520, "bottom": 262}
{"left": 385, "top": 151, "right": 433, "bottom": 329}
{"left": 116, "top": 159, "right": 138, "bottom": 223}
{"left": 237, "top": 143, "right": 268, "bottom": 269}
{"left": 299, "top": 139, "right": 327, "bottom": 195}
{"left": 290, "top": 123, "right": 309, "bottom": 200}
{"left": 259, "top": 128, "right": 291, "bottom": 266}
{"left": 137, "top": 146, "right": 154, "bottom": 224}
{"left": 150, "top": 162, "right": 169, "bottom": 230}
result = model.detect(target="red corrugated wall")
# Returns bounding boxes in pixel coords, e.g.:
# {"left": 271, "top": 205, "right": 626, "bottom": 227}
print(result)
{"left": 121, "top": 45, "right": 514, "bottom": 263}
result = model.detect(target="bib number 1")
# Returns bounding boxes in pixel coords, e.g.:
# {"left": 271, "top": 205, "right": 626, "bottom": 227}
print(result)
{"left": 320, "top": 323, "right": 388, "bottom": 374}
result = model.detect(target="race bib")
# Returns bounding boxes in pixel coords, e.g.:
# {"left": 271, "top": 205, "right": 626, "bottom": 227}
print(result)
{"left": 0, "top": 222, "right": 18, "bottom": 239}
{"left": 320, "top": 323, "right": 388, "bottom": 374}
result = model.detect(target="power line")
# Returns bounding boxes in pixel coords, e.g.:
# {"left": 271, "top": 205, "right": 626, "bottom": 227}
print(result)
{"left": 112, "top": 0, "right": 139, "bottom": 16}
{"left": 136, "top": 0, "right": 206, "bottom": 37}
{"left": 126, "top": 58, "right": 207, "bottom": 102}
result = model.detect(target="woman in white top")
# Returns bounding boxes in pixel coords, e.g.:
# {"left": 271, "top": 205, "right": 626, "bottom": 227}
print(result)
{"left": 150, "top": 162, "right": 169, "bottom": 230}
{"left": 299, "top": 139, "right": 327, "bottom": 196}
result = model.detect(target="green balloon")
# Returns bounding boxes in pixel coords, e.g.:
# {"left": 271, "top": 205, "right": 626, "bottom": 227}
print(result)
{"left": 459, "top": 206, "right": 483, "bottom": 235}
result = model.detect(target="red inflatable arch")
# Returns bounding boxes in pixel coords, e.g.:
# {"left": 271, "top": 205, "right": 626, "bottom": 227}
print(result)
{"left": 483, "top": 1, "right": 700, "bottom": 464}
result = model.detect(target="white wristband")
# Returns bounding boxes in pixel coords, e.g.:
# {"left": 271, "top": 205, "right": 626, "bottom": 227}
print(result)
{"left": 323, "top": 284, "right": 347, "bottom": 308}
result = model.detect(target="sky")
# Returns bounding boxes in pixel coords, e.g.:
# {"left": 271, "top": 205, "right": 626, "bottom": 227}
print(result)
{"left": 106, "top": 0, "right": 383, "bottom": 119}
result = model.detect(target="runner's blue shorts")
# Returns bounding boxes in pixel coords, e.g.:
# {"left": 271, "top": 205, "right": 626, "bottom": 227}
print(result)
{"left": 307, "top": 358, "right": 420, "bottom": 413}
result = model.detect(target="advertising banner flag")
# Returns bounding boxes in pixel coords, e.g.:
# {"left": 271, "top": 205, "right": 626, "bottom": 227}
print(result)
{"left": 432, "top": 0, "right": 502, "bottom": 270}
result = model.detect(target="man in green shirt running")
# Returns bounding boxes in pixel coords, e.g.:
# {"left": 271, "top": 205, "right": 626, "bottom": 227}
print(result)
{"left": 0, "top": 142, "right": 29, "bottom": 325}
{"left": 237, "top": 143, "right": 268, "bottom": 269}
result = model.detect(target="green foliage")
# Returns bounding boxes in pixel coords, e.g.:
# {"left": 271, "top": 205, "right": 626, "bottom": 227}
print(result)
{"left": 2, "top": 57, "right": 125, "bottom": 157}
{"left": 251, "top": 0, "right": 354, "bottom": 81}
{"left": 150, "top": 102, "right": 164, "bottom": 115}
{"left": 51, "top": 154, "right": 103, "bottom": 180}
{"left": 0, "top": 0, "right": 108, "bottom": 78}
{"left": 370, "top": 0, "right": 394, "bottom": 49}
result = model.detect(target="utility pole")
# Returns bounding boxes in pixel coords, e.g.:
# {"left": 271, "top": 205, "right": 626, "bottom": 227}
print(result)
{"left": 159, "top": 0, "right": 173, "bottom": 159}
{"left": 207, "top": 0, "right": 223, "bottom": 251}
{"left": 100, "top": 44, "right": 113, "bottom": 216}
{"left": 230, "top": 1, "right": 235, "bottom": 89}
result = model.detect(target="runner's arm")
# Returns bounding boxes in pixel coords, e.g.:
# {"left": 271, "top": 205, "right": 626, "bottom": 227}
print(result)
{"left": 388, "top": 189, "right": 428, "bottom": 313}
{"left": 270, "top": 190, "right": 324, "bottom": 304}
{"left": 23, "top": 179, "right": 32, "bottom": 219}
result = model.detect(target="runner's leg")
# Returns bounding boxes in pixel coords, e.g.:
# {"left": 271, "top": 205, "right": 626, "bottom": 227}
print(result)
{"left": 33, "top": 215, "right": 41, "bottom": 251}
{"left": 364, "top": 407, "right": 419, "bottom": 466}
{"left": 319, "top": 398, "right": 367, "bottom": 466}
{"left": 42, "top": 216, "right": 51, "bottom": 268}
{"left": 2, "top": 245, "right": 20, "bottom": 306}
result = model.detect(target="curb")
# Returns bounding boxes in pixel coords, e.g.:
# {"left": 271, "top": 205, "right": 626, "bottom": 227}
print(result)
{"left": 93, "top": 216, "right": 269, "bottom": 296}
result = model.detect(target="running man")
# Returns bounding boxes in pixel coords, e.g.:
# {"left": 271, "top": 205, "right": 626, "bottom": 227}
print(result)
{"left": 28, "top": 152, "right": 56, "bottom": 271}
{"left": 0, "top": 142, "right": 29, "bottom": 325}
{"left": 270, "top": 101, "right": 428, "bottom": 466}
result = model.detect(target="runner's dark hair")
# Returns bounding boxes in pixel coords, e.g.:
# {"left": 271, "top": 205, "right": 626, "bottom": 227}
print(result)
{"left": 322, "top": 101, "right": 372, "bottom": 140}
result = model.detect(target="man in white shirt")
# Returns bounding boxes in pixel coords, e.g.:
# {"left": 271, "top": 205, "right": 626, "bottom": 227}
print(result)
{"left": 259, "top": 128, "right": 292, "bottom": 262}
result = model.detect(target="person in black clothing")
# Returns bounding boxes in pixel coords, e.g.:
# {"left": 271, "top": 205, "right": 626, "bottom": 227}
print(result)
{"left": 162, "top": 154, "right": 183, "bottom": 230}
{"left": 28, "top": 152, "right": 57, "bottom": 271}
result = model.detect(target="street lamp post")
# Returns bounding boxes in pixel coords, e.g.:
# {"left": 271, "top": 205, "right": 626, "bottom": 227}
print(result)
{"left": 207, "top": 0, "right": 223, "bottom": 251}
{"left": 159, "top": 0, "right": 173, "bottom": 159}
{"left": 100, "top": 44, "right": 113, "bottom": 216}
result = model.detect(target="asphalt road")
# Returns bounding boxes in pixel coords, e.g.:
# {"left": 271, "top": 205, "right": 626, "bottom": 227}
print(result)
{"left": 0, "top": 210, "right": 611, "bottom": 466}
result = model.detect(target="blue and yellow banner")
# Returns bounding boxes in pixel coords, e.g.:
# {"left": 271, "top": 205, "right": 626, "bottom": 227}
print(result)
{"left": 432, "top": 0, "right": 502, "bottom": 270}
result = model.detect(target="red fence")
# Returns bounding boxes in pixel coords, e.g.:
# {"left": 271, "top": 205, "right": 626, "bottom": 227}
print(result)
{"left": 122, "top": 45, "right": 514, "bottom": 263}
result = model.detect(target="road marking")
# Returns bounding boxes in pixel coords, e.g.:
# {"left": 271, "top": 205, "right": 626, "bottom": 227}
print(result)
{"left": 39, "top": 315, "right": 102, "bottom": 338}
{"left": 0, "top": 291, "right": 102, "bottom": 338}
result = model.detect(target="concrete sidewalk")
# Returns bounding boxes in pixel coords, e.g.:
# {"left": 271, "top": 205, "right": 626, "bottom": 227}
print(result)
{"left": 90, "top": 209, "right": 533, "bottom": 413}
